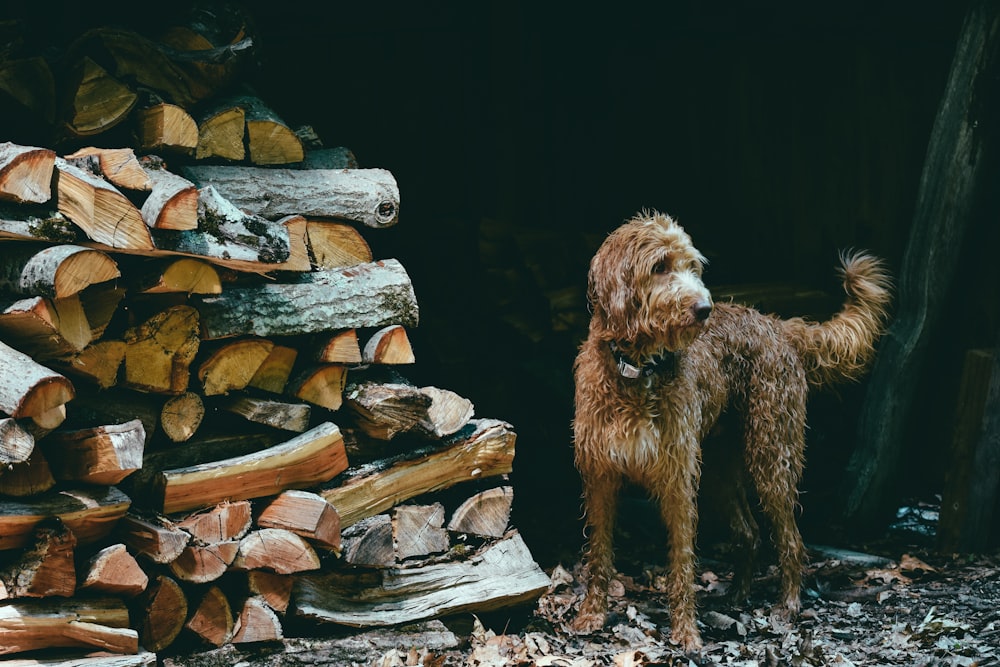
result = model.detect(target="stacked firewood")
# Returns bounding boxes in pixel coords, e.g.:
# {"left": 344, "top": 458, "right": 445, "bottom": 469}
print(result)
{"left": 0, "top": 11, "right": 549, "bottom": 663}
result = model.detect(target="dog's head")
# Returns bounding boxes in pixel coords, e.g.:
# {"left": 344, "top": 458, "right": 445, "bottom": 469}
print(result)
{"left": 587, "top": 210, "right": 713, "bottom": 352}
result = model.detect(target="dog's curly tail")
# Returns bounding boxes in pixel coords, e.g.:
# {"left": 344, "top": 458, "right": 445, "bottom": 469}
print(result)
{"left": 783, "top": 251, "right": 893, "bottom": 387}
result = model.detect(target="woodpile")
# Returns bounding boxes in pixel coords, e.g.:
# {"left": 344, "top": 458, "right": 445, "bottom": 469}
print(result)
{"left": 0, "top": 8, "right": 548, "bottom": 662}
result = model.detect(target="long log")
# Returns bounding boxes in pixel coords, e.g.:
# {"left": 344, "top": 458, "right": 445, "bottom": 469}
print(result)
{"left": 195, "top": 259, "right": 418, "bottom": 340}
{"left": 181, "top": 165, "right": 400, "bottom": 228}
{"left": 0, "top": 597, "right": 136, "bottom": 656}
{"left": 0, "top": 485, "right": 131, "bottom": 551}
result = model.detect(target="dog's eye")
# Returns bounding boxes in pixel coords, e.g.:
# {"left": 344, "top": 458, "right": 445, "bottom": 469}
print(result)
{"left": 652, "top": 259, "right": 671, "bottom": 274}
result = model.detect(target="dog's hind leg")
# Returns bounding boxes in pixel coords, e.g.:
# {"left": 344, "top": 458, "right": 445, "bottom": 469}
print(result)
{"left": 571, "top": 466, "right": 622, "bottom": 634}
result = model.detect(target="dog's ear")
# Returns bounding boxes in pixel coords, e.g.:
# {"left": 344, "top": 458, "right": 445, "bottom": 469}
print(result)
{"left": 587, "top": 247, "right": 638, "bottom": 340}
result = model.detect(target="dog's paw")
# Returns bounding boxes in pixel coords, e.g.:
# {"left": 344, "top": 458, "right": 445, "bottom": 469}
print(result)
{"left": 669, "top": 624, "right": 703, "bottom": 653}
{"left": 567, "top": 610, "right": 606, "bottom": 635}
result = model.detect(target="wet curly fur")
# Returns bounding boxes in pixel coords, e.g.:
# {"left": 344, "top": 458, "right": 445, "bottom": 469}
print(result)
{"left": 570, "top": 211, "right": 892, "bottom": 650}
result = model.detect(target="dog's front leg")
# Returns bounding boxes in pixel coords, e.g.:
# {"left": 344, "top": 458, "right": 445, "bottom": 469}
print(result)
{"left": 570, "top": 467, "right": 622, "bottom": 635}
{"left": 657, "top": 456, "right": 703, "bottom": 651}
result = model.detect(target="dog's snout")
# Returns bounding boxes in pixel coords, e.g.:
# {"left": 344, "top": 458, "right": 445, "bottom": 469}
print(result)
{"left": 694, "top": 300, "right": 713, "bottom": 322}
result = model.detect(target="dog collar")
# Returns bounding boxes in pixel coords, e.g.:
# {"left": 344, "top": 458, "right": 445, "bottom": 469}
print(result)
{"left": 610, "top": 342, "right": 675, "bottom": 379}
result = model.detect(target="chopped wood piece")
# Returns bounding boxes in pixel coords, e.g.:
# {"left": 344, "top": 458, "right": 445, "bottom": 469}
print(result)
{"left": 257, "top": 490, "right": 340, "bottom": 550}
{"left": 138, "top": 574, "right": 187, "bottom": 652}
{"left": 62, "top": 56, "right": 137, "bottom": 137}
{"left": 137, "top": 103, "right": 198, "bottom": 155}
{"left": 0, "top": 56, "right": 56, "bottom": 126}
{"left": 0, "top": 417, "right": 33, "bottom": 467}
{"left": 182, "top": 165, "right": 400, "bottom": 228}
{"left": 122, "top": 304, "right": 200, "bottom": 394}
{"left": 233, "top": 528, "right": 320, "bottom": 574}
{"left": 168, "top": 540, "right": 239, "bottom": 583}
{"left": 52, "top": 339, "right": 126, "bottom": 388}
{"left": 0, "top": 448, "right": 55, "bottom": 497}
{"left": 306, "top": 220, "right": 372, "bottom": 269}
{"left": 448, "top": 486, "right": 514, "bottom": 538}
{"left": 288, "top": 364, "right": 347, "bottom": 411}
{"left": 0, "top": 244, "right": 119, "bottom": 299}
{"left": 196, "top": 259, "right": 417, "bottom": 339}
{"left": 79, "top": 543, "right": 149, "bottom": 597}
{"left": 315, "top": 329, "right": 362, "bottom": 364}
{"left": 393, "top": 503, "right": 448, "bottom": 561}
{"left": 219, "top": 395, "right": 311, "bottom": 432}
{"left": 0, "top": 519, "right": 77, "bottom": 599}
{"left": 0, "top": 597, "right": 135, "bottom": 656}
{"left": 195, "top": 103, "right": 246, "bottom": 161}
{"left": 152, "top": 421, "right": 348, "bottom": 514}
{"left": 0, "top": 339, "right": 74, "bottom": 423}
{"left": 293, "top": 531, "right": 550, "bottom": 628}
{"left": 417, "top": 386, "right": 476, "bottom": 438}
{"left": 61, "top": 387, "right": 160, "bottom": 444}
{"left": 0, "top": 485, "right": 131, "bottom": 551}
{"left": 175, "top": 500, "right": 252, "bottom": 544}
{"left": 248, "top": 344, "right": 297, "bottom": 394}
{"left": 41, "top": 419, "right": 144, "bottom": 485}
{"left": 322, "top": 419, "right": 515, "bottom": 527}
{"left": 343, "top": 381, "right": 431, "bottom": 440}
{"left": 363, "top": 325, "right": 415, "bottom": 365}
{"left": 132, "top": 257, "right": 222, "bottom": 294}
{"left": 0, "top": 296, "right": 81, "bottom": 359}
{"left": 65, "top": 146, "right": 151, "bottom": 191}
{"left": 79, "top": 282, "right": 125, "bottom": 340}
{"left": 54, "top": 157, "right": 153, "bottom": 250}
{"left": 185, "top": 585, "right": 234, "bottom": 647}
{"left": 222, "top": 94, "right": 302, "bottom": 165}
{"left": 161, "top": 391, "right": 205, "bottom": 443}
{"left": 231, "top": 596, "right": 283, "bottom": 644}
{"left": 197, "top": 338, "right": 274, "bottom": 396}
{"left": 272, "top": 213, "right": 312, "bottom": 272}
{"left": 0, "top": 142, "right": 55, "bottom": 204}
{"left": 140, "top": 164, "right": 199, "bottom": 230}
{"left": 116, "top": 512, "right": 189, "bottom": 564}
{"left": 246, "top": 570, "right": 292, "bottom": 613}
{"left": 340, "top": 514, "right": 394, "bottom": 566}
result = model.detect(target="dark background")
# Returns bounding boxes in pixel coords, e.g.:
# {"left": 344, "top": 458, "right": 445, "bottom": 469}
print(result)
{"left": 9, "top": 1, "right": 998, "bottom": 565}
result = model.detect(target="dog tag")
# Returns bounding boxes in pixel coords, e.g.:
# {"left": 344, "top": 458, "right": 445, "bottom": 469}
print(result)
{"left": 617, "top": 357, "right": 641, "bottom": 379}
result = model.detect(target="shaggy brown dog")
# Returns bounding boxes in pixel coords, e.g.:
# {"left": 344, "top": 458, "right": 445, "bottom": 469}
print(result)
{"left": 570, "top": 211, "right": 891, "bottom": 650}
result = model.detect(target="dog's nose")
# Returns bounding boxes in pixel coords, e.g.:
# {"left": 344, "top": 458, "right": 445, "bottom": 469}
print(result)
{"left": 694, "top": 300, "right": 713, "bottom": 322}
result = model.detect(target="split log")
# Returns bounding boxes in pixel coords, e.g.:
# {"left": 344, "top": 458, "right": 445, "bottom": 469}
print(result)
{"left": 63, "top": 388, "right": 162, "bottom": 444}
{"left": 237, "top": 94, "right": 304, "bottom": 165}
{"left": 416, "top": 386, "right": 476, "bottom": 439}
{"left": 293, "top": 531, "right": 549, "bottom": 627}
{"left": 51, "top": 339, "right": 126, "bottom": 388}
{"left": 0, "top": 142, "right": 55, "bottom": 204}
{"left": 150, "top": 421, "right": 348, "bottom": 514}
{"left": 393, "top": 503, "right": 449, "bottom": 561}
{"left": 246, "top": 570, "right": 293, "bottom": 613}
{"left": 79, "top": 543, "right": 149, "bottom": 597}
{"left": 185, "top": 585, "right": 234, "bottom": 647}
{"left": 62, "top": 56, "right": 136, "bottom": 137}
{"left": 41, "top": 419, "right": 145, "bottom": 485}
{"left": 140, "top": 163, "right": 199, "bottom": 230}
{"left": 121, "top": 304, "right": 200, "bottom": 394}
{"left": 65, "top": 146, "right": 151, "bottom": 191}
{"left": 161, "top": 391, "right": 205, "bottom": 442}
{"left": 447, "top": 486, "right": 514, "bottom": 538}
{"left": 0, "top": 296, "right": 86, "bottom": 359}
{"left": 138, "top": 574, "right": 188, "bottom": 652}
{"left": 363, "top": 324, "right": 414, "bottom": 365}
{"left": 182, "top": 165, "right": 400, "bottom": 228}
{"left": 0, "top": 485, "right": 131, "bottom": 551}
{"left": 116, "top": 512, "right": 190, "bottom": 564}
{"left": 287, "top": 364, "right": 347, "bottom": 411}
{"left": 0, "top": 339, "right": 74, "bottom": 425}
{"left": 340, "top": 514, "right": 394, "bottom": 566}
{"left": 0, "top": 206, "right": 80, "bottom": 243}
{"left": 0, "top": 597, "right": 136, "bottom": 656}
{"left": 169, "top": 540, "right": 239, "bottom": 584}
{"left": 219, "top": 395, "right": 311, "bottom": 432}
{"left": 343, "top": 381, "right": 432, "bottom": 440}
{"left": 54, "top": 158, "right": 153, "bottom": 250}
{"left": 0, "top": 417, "right": 33, "bottom": 467}
{"left": 231, "top": 596, "right": 283, "bottom": 644}
{"left": 321, "top": 419, "right": 516, "bottom": 527}
{"left": 0, "top": 244, "right": 119, "bottom": 299}
{"left": 0, "top": 449, "right": 55, "bottom": 496}
{"left": 232, "top": 528, "right": 321, "bottom": 574}
{"left": 256, "top": 490, "right": 341, "bottom": 550}
{"left": 306, "top": 219, "right": 372, "bottom": 269}
{"left": 0, "top": 520, "right": 77, "bottom": 599}
{"left": 79, "top": 282, "right": 125, "bottom": 340}
{"left": 195, "top": 259, "right": 417, "bottom": 339}
{"left": 195, "top": 102, "right": 245, "bottom": 161}
{"left": 248, "top": 344, "right": 297, "bottom": 393}
{"left": 197, "top": 337, "right": 274, "bottom": 396}
{"left": 136, "top": 103, "right": 198, "bottom": 155}
{"left": 315, "top": 329, "right": 362, "bottom": 364}
{"left": 175, "top": 500, "right": 252, "bottom": 544}
{"left": 131, "top": 257, "right": 222, "bottom": 294}
{"left": 0, "top": 56, "right": 56, "bottom": 127}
